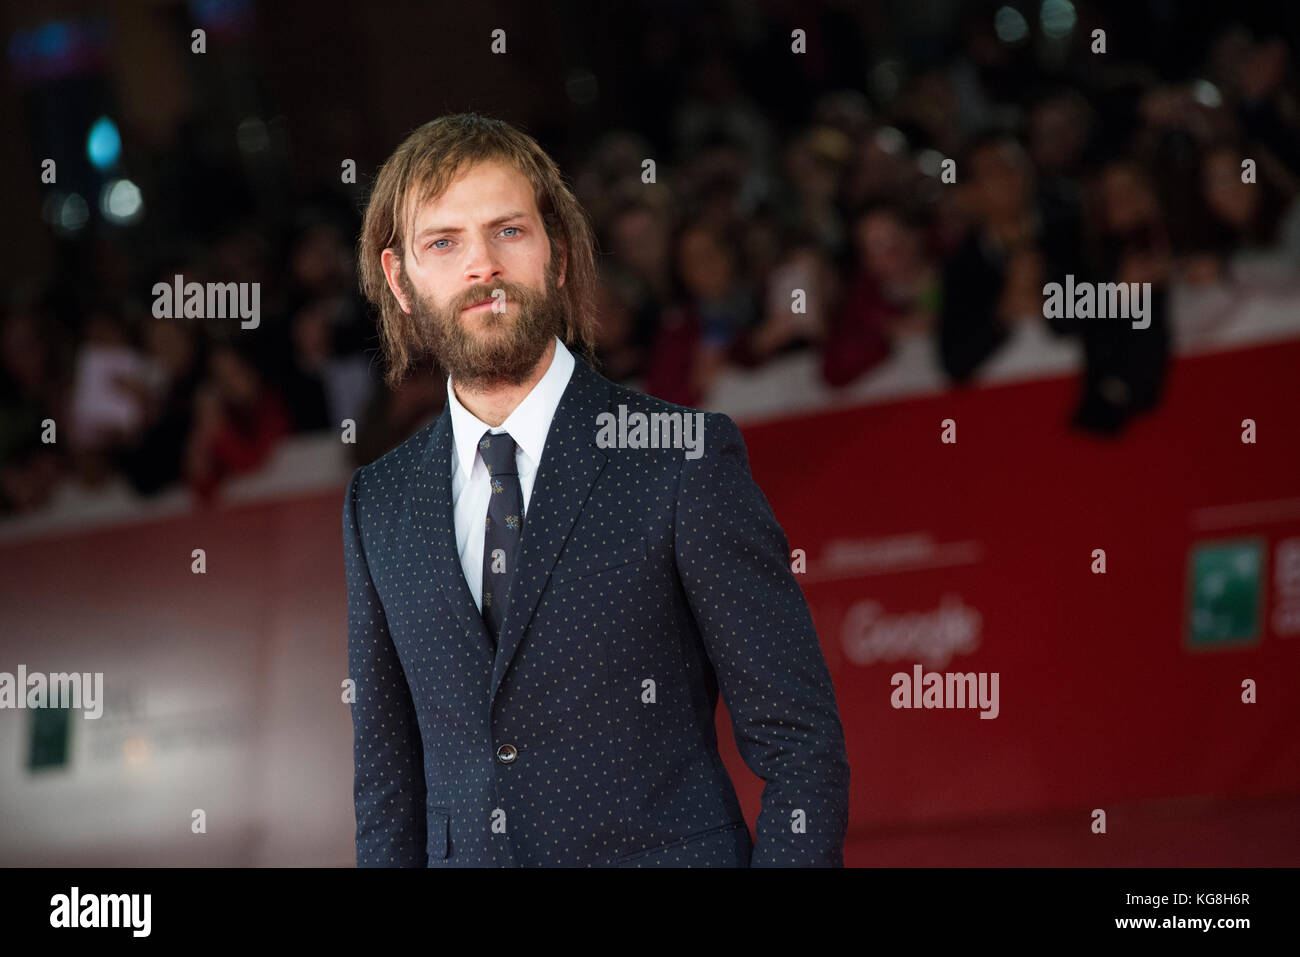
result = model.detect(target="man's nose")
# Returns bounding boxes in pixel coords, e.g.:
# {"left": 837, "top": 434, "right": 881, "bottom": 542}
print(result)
{"left": 462, "top": 238, "right": 504, "bottom": 285}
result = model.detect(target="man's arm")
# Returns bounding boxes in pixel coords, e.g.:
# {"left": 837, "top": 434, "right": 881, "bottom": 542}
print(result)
{"left": 343, "top": 467, "right": 428, "bottom": 866}
{"left": 673, "top": 412, "right": 851, "bottom": 866}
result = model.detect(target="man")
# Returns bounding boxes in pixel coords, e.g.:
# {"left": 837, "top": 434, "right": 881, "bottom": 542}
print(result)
{"left": 346, "top": 112, "right": 850, "bottom": 867}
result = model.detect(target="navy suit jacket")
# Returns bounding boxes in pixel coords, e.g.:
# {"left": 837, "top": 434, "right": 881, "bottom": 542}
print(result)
{"left": 344, "top": 353, "right": 850, "bottom": 866}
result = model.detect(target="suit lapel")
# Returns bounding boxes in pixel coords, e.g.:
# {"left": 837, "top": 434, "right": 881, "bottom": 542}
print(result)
{"left": 489, "top": 356, "right": 610, "bottom": 710}
{"left": 411, "top": 405, "right": 496, "bottom": 657}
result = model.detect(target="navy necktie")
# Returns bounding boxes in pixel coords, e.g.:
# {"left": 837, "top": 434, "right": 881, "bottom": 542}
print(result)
{"left": 479, "top": 430, "right": 524, "bottom": 644}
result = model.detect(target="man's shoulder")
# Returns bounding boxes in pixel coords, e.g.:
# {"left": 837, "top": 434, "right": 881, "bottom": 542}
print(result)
{"left": 603, "top": 380, "right": 737, "bottom": 434}
{"left": 595, "top": 380, "right": 742, "bottom": 470}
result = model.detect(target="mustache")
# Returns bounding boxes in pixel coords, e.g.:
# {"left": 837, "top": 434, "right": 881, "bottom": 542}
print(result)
{"left": 457, "top": 283, "right": 530, "bottom": 310}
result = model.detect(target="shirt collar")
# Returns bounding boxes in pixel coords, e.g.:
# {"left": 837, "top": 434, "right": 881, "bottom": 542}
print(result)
{"left": 447, "top": 336, "right": 575, "bottom": 480}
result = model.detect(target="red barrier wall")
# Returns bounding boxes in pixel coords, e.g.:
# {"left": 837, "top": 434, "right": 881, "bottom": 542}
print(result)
{"left": 719, "top": 339, "right": 1300, "bottom": 842}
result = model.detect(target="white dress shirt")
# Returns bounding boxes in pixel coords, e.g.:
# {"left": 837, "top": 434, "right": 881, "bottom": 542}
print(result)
{"left": 447, "top": 336, "right": 575, "bottom": 611}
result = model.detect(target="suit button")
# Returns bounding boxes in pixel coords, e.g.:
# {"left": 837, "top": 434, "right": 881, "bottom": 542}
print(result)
{"left": 496, "top": 744, "right": 518, "bottom": 764}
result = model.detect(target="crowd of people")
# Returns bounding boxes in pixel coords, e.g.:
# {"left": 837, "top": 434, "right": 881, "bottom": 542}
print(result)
{"left": 1, "top": 9, "right": 1296, "bottom": 516}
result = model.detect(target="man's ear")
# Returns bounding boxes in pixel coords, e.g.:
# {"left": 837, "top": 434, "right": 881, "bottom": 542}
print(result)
{"left": 555, "top": 242, "right": 568, "bottom": 290}
{"left": 381, "top": 247, "right": 412, "bottom": 314}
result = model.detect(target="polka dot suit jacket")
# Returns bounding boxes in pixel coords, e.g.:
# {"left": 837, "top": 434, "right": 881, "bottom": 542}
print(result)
{"left": 343, "top": 354, "right": 850, "bottom": 866}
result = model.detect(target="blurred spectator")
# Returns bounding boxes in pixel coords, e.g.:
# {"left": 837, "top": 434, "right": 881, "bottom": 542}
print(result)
{"left": 777, "top": 126, "right": 853, "bottom": 259}
{"left": 895, "top": 70, "right": 965, "bottom": 160}
{"left": 673, "top": 51, "right": 775, "bottom": 179}
{"left": 0, "top": 306, "right": 68, "bottom": 514}
{"left": 68, "top": 310, "right": 147, "bottom": 457}
{"left": 843, "top": 126, "right": 926, "bottom": 223}
{"left": 604, "top": 197, "right": 675, "bottom": 373}
{"left": 593, "top": 273, "right": 647, "bottom": 384}
{"left": 1200, "top": 141, "right": 1300, "bottom": 286}
{"left": 1229, "top": 34, "right": 1300, "bottom": 175}
{"left": 185, "top": 341, "right": 291, "bottom": 503}
{"left": 118, "top": 319, "right": 205, "bottom": 496}
{"left": 645, "top": 220, "right": 757, "bottom": 407}
{"left": 607, "top": 198, "right": 675, "bottom": 305}
{"left": 1065, "top": 159, "right": 1174, "bottom": 434}
{"left": 277, "top": 302, "right": 332, "bottom": 433}
{"left": 1029, "top": 90, "right": 1095, "bottom": 181}
{"left": 739, "top": 233, "right": 836, "bottom": 367}
{"left": 939, "top": 131, "right": 1083, "bottom": 383}
{"left": 822, "top": 203, "right": 939, "bottom": 387}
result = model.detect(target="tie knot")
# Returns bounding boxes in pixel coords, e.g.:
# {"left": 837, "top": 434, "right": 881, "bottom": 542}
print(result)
{"left": 478, "top": 430, "right": 519, "bottom": 476}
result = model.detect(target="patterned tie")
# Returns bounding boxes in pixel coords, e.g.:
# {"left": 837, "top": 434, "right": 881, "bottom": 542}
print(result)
{"left": 479, "top": 429, "right": 524, "bottom": 645}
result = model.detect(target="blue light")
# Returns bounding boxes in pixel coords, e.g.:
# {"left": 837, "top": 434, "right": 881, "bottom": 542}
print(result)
{"left": 100, "top": 178, "right": 144, "bottom": 224}
{"left": 995, "top": 6, "right": 1030, "bottom": 45}
{"left": 1041, "top": 0, "right": 1077, "bottom": 39}
{"left": 86, "top": 115, "right": 120, "bottom": 170}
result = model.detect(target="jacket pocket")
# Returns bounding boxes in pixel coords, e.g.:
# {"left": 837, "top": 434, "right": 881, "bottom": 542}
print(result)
{"left": 553, "top": 538, "right": 647, "bottom": 585}
{"left": 614, "top": 820, "right": 748, "bottom": 866}
{"left": 426, "top": 807, "right": 450, "bottom": 861}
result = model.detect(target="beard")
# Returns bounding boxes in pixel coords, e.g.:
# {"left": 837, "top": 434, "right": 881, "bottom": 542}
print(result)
{"left": 400, "top": 254, "right": 567, "bottom": 390}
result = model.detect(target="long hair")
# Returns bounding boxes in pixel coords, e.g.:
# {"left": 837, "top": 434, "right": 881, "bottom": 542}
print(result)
{"left": 358, "top": 113, "right": 599, "bottom": 387}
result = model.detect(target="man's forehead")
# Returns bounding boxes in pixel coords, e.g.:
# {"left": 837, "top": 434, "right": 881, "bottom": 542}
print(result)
{"left": 404, "top": 161, "right": 538, "bottom": 234}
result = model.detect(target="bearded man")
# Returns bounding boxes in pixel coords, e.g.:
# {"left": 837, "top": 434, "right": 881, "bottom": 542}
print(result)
{"left": 345, "top": 112, "right": 849, "bottom": 867}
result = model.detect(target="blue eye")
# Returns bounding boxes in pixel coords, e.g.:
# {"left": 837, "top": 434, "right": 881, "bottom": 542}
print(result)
{"left": 425, "top": 227, "right": 519, "bottom": 252}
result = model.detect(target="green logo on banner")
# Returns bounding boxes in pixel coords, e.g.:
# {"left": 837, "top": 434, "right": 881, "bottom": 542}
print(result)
{"left": 1187, "top": 539, "right": 1265, "bottom": 650}
{"left": 28, "top": 705, "right": 72, "bottom": 771}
